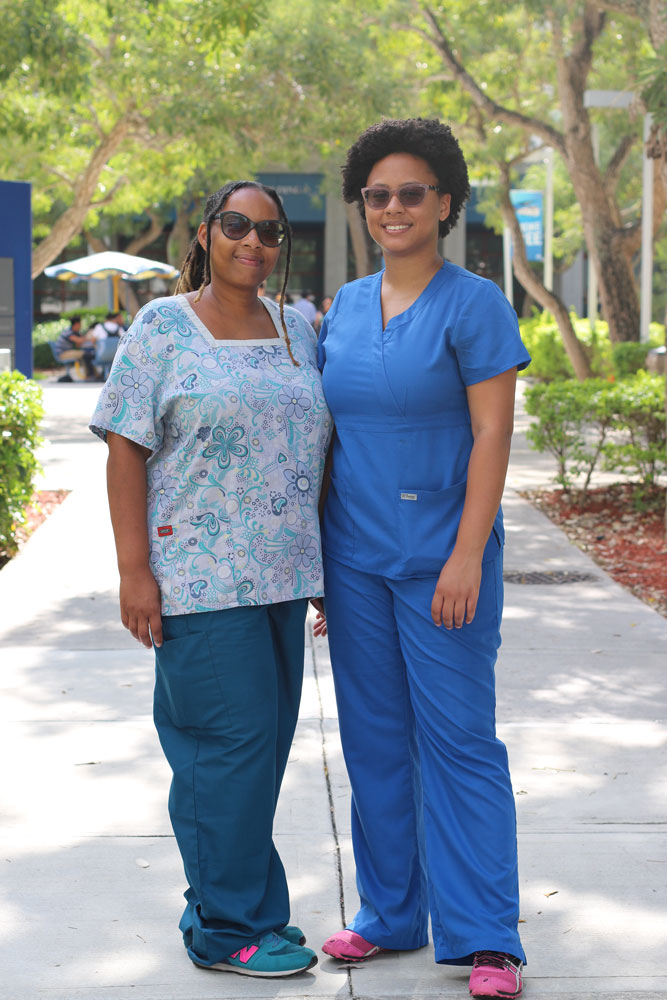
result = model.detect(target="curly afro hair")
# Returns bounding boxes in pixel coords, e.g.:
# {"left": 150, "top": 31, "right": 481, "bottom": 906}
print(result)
{"left": 342, "top": 118, "right": 470, "bottom": 238}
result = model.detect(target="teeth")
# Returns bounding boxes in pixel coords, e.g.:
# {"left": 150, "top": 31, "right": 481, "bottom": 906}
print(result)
{"left": 385, "top": 225, "right": 409, "bottom": 231}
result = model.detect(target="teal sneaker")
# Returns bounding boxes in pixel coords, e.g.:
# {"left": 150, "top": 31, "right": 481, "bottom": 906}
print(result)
{"left": 196, "top": 932, "right": 317, "bottom": 977}
{"left": 279, "top": 924, "right": 306, "bottom": 945}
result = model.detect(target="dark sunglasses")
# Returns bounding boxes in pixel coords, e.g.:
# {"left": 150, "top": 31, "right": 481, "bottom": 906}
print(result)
{"left": 361, "top": 183, "right": 440, "bottom": 210}
{"left": 213, "top": 211, "right": 289, "bottom": 247}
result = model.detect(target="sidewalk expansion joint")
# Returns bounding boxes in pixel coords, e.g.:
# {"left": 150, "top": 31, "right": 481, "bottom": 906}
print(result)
{"left": 311, "top": 630, "right": 356, "bottom": 1000}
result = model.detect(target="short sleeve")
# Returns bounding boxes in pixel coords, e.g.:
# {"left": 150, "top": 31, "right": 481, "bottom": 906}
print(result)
{"left": 317, "top": 289, "right": 341, "bottom": 372}
{"left": 452, "top": 280, "right": 531, "bottom": 386}
{"left": 89, "top": 303, "right": 166, "bottom": 452}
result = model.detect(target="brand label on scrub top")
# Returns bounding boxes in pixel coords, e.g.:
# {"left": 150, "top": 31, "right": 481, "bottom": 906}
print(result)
{"left": 400, "top": 493, "right": 418, "bottom": 501}
{"left": 157, "top": 525, "right": 174, "bottom": 536}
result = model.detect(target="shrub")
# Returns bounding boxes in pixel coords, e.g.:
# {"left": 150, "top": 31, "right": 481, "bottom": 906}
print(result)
{"left": 525, "top": 372, "right": 666, "bottom": 499}
{"left": 0, "top": 372, "right": 44, "bottom": 560}
{"left": 524, "top": 378, "right": 615, "bottom": 494}
{"left": 611, "top": 341, "right": 651, "bottom": 377}
{"left": 518, "top": 311, "right": 665, "bottom": 382}
{"left": 601, "top": 371, "right": 666, "bottom": 489}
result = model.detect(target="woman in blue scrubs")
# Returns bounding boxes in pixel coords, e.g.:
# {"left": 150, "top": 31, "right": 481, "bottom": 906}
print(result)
{"left": 317, "top": 119, "right": 530, "bottom": 999}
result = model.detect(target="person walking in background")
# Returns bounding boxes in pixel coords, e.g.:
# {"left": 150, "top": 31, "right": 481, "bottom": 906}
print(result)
{"left": 292, "top": 290, "right": 318, "bottom": 325}
{"left": 91, "top": 180, "right": 331, "bottom": 979}
{"left": 316, "top": 118, "right": 530, "bottom": 999}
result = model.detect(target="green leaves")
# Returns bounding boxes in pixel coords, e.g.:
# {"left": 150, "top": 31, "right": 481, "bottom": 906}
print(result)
{"left": 0, "top": 372, "right": 44, "bottom": 559}
{"left": 525, "top": 372, "right": 667, "bottom": 497}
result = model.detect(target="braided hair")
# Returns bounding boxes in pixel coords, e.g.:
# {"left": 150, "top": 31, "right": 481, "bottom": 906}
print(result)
{"left": 175, "top": 181, "right": 298, "bottom": 366}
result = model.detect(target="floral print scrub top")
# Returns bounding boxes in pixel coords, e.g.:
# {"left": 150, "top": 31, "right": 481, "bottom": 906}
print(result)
{"left": 91, "top": 295, "right": 332, "bottom": 616}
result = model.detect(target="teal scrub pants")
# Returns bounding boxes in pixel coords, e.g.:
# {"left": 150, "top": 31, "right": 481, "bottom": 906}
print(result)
{"left": 323, "top": 554, "right": 525, "bottom": 966}
{"left": 153, "top": 599, "right": 308, "bottom": 967}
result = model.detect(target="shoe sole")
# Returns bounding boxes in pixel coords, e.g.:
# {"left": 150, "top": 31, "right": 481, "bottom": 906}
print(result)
{"left": 194, "top": 954, "right": 318, "bottom": 977}
{"left": 322, "top": 944, "right": 384, "bottom": 962}
{"left": 470, "top": 990, "right": 522, "bottom": 998}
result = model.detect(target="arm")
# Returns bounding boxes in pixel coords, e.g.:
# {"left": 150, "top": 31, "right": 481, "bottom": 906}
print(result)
{"left": 431, "top": 367, "right": 517, "bottom": 630}
{"left": 106, "top": 431, "right": 163, "bottom": 648}
{"left": 311, "top": 437, "right": 334, "bottom": 637}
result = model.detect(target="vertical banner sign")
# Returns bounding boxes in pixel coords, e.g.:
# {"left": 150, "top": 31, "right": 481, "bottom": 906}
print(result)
{"left": 509, "top": 190, "right": 544, "bottom": 262}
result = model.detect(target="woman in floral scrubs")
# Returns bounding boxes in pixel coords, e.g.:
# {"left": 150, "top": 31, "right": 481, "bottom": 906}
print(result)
{"left": 90, "top": 181, "right": 330, "bottom": 979}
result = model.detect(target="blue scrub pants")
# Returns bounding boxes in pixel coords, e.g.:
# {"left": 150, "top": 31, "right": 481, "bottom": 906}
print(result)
{"left": 153, "top": 599, "right": 308, "bottom": 966}
{"left": 323, "top": 554, "right": 525, "bottom": 966}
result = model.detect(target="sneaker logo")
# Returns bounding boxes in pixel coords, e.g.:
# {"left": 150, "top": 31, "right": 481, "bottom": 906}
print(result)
{"left": 230, "top": 944, "right": 259, "bottom": 964}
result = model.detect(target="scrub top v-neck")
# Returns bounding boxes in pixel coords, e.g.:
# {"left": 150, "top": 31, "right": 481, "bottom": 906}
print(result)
{"left": 318, "top": 261, "right": 530, "bottom": 579}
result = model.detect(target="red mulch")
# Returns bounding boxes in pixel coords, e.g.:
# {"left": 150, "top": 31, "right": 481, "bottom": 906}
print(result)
{"left": 522, "top": 483, "right": 667, "bottom": 618}
{"left": 0, "top": 490, "right": 70, "bottom": 569}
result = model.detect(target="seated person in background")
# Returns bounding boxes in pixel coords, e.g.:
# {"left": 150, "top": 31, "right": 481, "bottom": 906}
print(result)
{"left": 90, "top": 311, "right": 125, "bottom": 344}
{"left": 53, "top": 315, "right": 97, "bottom": 379}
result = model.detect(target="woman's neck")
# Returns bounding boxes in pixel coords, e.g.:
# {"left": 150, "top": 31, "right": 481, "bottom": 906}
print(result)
{"left": 382, "top": 249, "right": 443, "bottom": 291}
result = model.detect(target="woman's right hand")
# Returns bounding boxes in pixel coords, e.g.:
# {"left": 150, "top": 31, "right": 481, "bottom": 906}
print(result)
{"left": 119, "top": 567, "right": 163, "bottom": 648}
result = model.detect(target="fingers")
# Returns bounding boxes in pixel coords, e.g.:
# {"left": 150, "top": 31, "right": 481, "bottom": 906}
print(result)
{"left": 431, "top": 589, "right": 477, "bottom": 629}
{"left": 149, "top": 610, "right": 163, "bottom": 648}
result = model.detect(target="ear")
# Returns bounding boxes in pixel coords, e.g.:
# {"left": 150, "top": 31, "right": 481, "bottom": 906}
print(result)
{"left": 197, "top": 221, "right": 208, "bottom": 252}
{"left": 439, "top": 193, "right": 452, "bottom": 222}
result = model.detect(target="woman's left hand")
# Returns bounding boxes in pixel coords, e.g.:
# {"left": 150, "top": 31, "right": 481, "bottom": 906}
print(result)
{"left": 431, "top": 552, "right": 482, "bottom": 629}
{"left": 310, "top": 597, "right": 327, "bottom": 637}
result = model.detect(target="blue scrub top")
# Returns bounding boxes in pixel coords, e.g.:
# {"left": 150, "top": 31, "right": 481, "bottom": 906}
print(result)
{"left": 318, "top": 262, "right": 531, "bottom": 579}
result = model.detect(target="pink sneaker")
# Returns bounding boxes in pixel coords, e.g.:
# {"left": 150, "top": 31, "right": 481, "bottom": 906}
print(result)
{"left": 321, "top": 929, "right": 384, "bottom": 961}
{"left": 469, "top": 951, "right": 523, "bottom": 998}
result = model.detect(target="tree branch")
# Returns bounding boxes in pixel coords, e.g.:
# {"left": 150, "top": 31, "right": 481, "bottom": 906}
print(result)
{"left": 497, "top": 162, "right": 592, "bottom": 380}
{"left": 604, "top": 133, "right": 637, "bottom": 193}
{"left": 418, "top": 6, "right": 566, "bottom": 153}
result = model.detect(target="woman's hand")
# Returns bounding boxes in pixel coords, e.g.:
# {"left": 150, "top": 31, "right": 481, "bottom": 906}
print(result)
{"left": 310, "top": 597, "right": 327, "bottom": 637}
{"left": 431, "top": 551, "right": 482, "bottom": 630}
{"left": 119, "top": 567, "right": 163, "bottom": 648}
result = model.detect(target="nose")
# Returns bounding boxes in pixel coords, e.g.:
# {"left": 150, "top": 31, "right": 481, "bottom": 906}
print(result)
{"left": 241, "top": 225, "right": 262, "bottom": 246}
{"left": 385, "top": 192, "right": 404, "bottom": 212}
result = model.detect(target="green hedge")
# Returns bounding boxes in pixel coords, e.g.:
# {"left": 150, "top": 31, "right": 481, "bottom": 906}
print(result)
{"left": 524, "top": 371, "right": 666, "bottom": 500}
{"left": 0, "top": 372, "right": 44, "bottom": 560}
{"left": 518, "top": 311, "right": 665, "bottom": 382}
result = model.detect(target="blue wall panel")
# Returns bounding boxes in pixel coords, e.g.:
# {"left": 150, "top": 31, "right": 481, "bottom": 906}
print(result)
{"left": 0, "top": 180, "right": 32, "bottom": 376}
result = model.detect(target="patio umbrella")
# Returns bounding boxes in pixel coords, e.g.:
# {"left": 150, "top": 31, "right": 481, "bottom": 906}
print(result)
{"left": 45, "top": 250, "right": 180, "bottom": 311}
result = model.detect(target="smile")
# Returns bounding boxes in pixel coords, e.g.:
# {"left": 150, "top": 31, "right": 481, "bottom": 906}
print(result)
{"left": 383, "top": 224, "right": 411, "bottom": 232}
{"left": 236, "top": 255, "right": 263, "bottom": 265}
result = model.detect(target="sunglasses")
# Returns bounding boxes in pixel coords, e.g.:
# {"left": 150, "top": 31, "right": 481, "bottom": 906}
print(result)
{"left": 212, "top": 211, "right": 289, "bottom": 247}
{"left": 361, "top": 183, "right": 440, "bottom": 210}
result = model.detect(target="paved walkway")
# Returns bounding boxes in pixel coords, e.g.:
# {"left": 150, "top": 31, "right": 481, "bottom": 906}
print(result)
{"left": 1, "top": 381, "right": 665, "bottom": 999}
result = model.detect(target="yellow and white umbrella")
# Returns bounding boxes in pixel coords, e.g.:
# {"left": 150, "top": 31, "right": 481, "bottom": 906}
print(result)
{"left": 45, "top": 250, "right": 179, "bottom": 310}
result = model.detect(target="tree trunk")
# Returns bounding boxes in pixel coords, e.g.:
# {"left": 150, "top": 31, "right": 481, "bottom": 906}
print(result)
{"left": 345, "top": 202, "right": 372, "bottom": 278}
{"left": 419, "top": 3, "right": 642, "bottom": 342}
{"left": 499, "top": 168, "right": 593, "bottom": 380}
{"left": 554, "top": 18, "right": 641, "bottom": 342}
{"left": 32, "top": 117, "right": 132, "bottom": 278}
{"left": 167, "top": 199, "right": 198, "bottom": 270}
{"left": 125, "top": 211, "right": 165, "bottom": 257}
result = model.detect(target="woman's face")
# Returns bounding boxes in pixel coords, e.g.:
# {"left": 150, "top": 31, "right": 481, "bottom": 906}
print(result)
{"left": 198, "top": 187, "right": 284, "bottom": 292}
{"left": 363, "top": 153, "right": 451, "bottom": 258}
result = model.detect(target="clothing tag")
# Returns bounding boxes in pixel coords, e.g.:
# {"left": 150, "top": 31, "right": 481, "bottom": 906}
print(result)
{"left": 400, "top": 493, "right": 418, "bottom": 501}
{"left": 157, "top": 525, "right": 173, "bottom": 537}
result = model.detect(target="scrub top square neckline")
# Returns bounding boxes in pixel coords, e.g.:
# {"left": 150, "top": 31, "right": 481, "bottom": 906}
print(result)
{"left": 177, "top": 293, "right": 285, "bottom": 347}
{"left": 375, "top": 263, "right": 446, "bottom": 336}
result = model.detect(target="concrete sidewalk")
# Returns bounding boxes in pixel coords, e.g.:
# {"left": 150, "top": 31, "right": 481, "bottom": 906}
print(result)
{"left": 0, "top": 381, "right": 665, "bottom": 1000}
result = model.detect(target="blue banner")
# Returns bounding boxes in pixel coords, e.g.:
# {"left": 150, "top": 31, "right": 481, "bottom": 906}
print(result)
{"left": 510, "top": 190, "right": 544, "bottom": 262}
